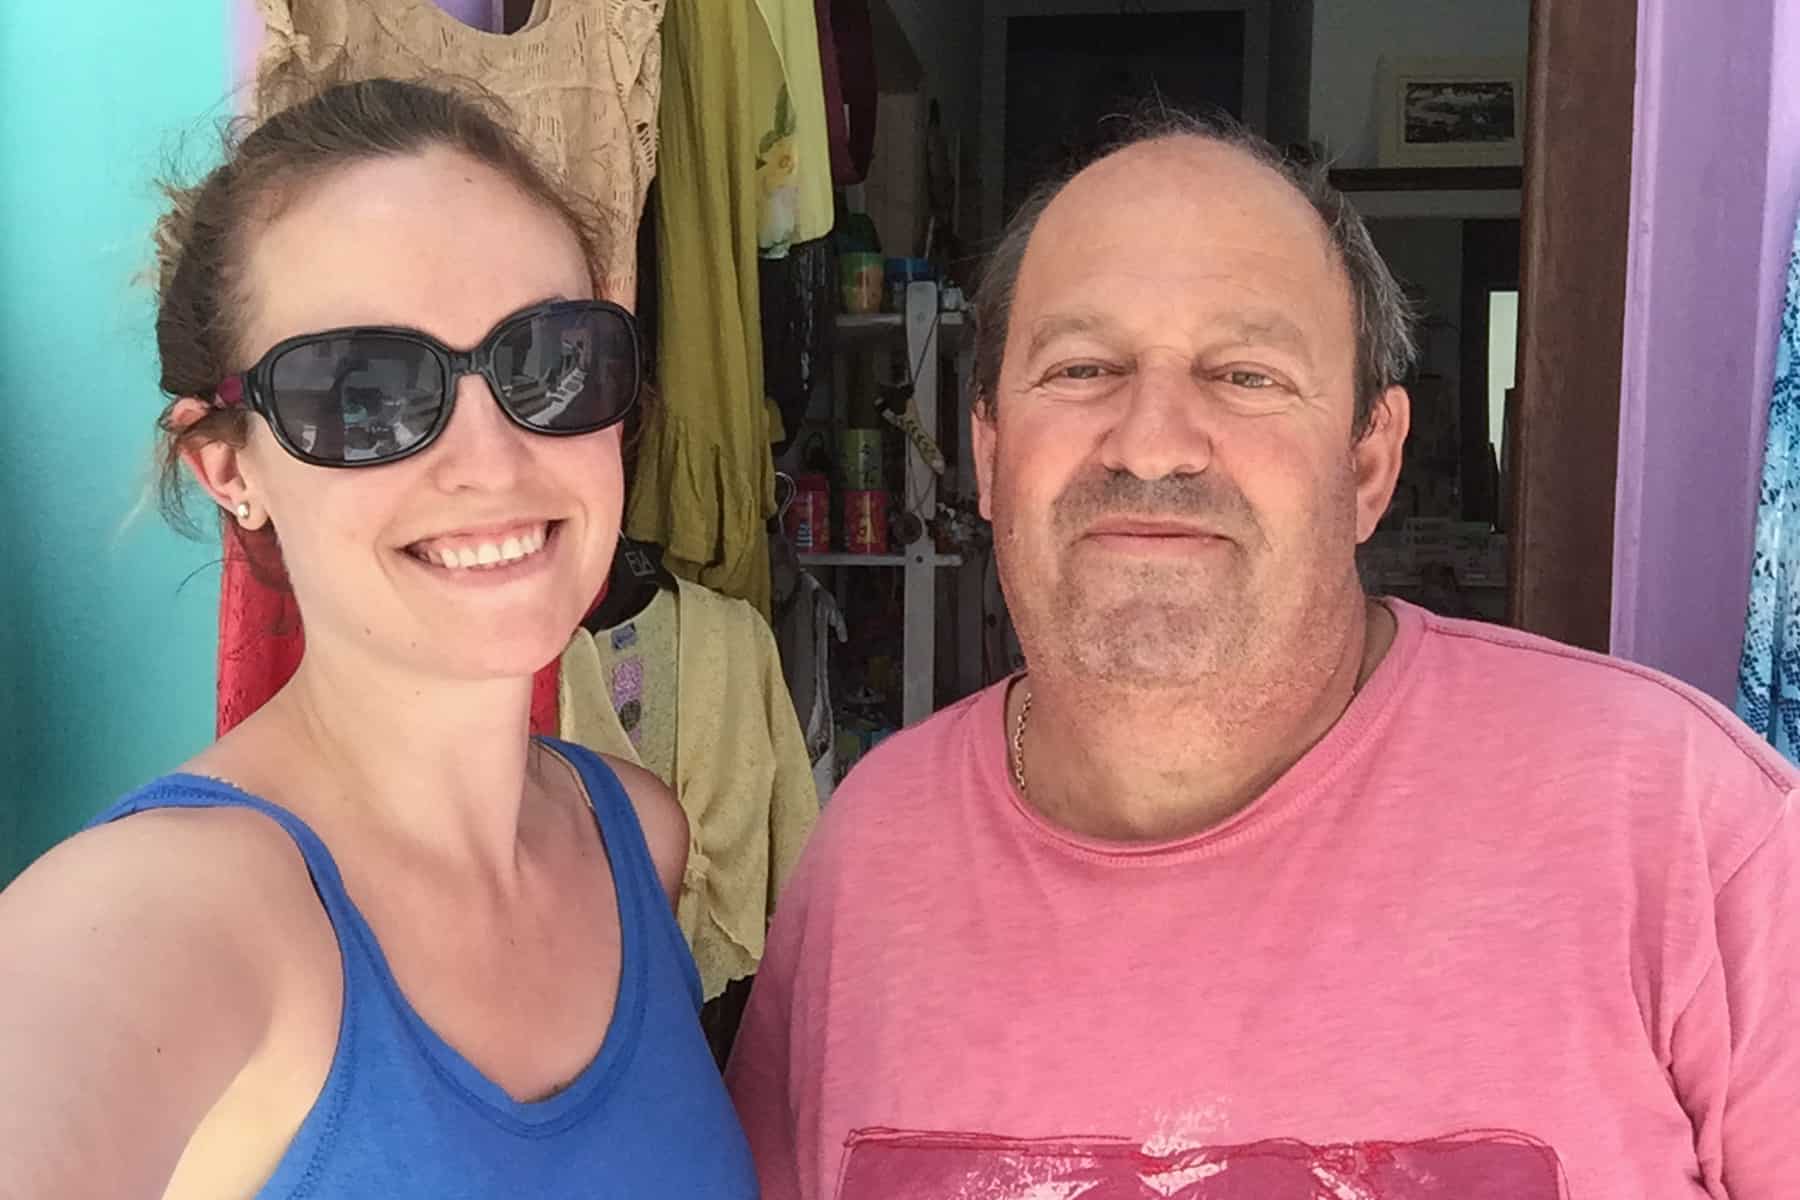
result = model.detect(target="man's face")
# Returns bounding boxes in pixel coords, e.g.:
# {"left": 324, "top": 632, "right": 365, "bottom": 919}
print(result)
{"left": 974, "top": 138, "right": 1406, "bottom": 691}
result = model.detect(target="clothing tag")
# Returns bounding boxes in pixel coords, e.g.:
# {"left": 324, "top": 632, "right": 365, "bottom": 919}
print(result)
{"left": 623, "top": 544, "right": 660, "bottom": 582}
{"left": 585, "top": 538, "right": 676, "bottom": 632}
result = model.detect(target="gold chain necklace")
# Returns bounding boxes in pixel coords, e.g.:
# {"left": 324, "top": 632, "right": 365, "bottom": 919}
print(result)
{"left": 1007, "top": 604, "right": 1387, "bottom": 805}
{"left": 1011, "top": 687, "right": 1032, "bottom": 796}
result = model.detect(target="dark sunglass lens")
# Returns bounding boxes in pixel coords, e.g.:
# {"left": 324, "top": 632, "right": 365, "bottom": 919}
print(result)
{"left": 491, "top": 306, "right": 638, "bottom": 433}
{"left": 267, "top": 337, "right": 446, "bottom": 464}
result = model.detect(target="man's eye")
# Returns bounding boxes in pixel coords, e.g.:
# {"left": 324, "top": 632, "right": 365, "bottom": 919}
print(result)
{"left": 1227, "top": 370, "right": 1275, "bottom": 389}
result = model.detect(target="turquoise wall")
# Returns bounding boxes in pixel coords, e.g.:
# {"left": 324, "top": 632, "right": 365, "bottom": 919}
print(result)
{"left": 0, "top": 7, "right": 228, "bottom": 881}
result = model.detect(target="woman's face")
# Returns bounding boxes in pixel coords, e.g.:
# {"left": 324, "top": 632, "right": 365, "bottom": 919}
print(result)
{"left": 225, "top": 147, "right": 623, "bottom": 683}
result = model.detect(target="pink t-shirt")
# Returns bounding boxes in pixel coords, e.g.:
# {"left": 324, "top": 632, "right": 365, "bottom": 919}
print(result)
{"left": 727, "top": 601, "right": 1800, "bottom": 1199}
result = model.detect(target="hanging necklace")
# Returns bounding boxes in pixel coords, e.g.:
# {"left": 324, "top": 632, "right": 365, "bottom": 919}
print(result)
{"left": 1009, "top": 602, "right": 1391, "bottom": 797}
{"left": 1011, "top": 687, "right": 1032, "bottom": 796}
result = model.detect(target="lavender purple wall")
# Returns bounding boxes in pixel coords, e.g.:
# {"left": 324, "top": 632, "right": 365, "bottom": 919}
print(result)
{"left": 232, "top": 0, "right": 262, "bottom": 98}
{"left": 1612, "top": 0, "right": 1800, "bottom": 701}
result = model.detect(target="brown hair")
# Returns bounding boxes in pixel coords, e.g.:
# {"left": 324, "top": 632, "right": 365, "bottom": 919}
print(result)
{"left": 152, "top": 77, "right": 608, "bottom": 540}
{"left": 973, "top": 109, "right": 1417, "bottom": 439}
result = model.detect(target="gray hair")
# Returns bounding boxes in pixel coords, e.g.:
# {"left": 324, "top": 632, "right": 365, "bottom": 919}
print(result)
{"left": 972, "top": 111, "right": 1418, "bottom": 439}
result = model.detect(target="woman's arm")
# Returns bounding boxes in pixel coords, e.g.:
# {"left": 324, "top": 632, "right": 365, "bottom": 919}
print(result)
{"left": 0, "top": 809, "right": 284, "bottom": 1199}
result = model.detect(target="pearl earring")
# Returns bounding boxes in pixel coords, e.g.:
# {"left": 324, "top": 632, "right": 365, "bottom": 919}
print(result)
{"left": 236, "top": 501, "right": 252, "bottom": 522}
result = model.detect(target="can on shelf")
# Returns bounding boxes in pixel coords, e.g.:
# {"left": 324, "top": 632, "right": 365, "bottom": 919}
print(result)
{"left": 843, "top": 488, "right": 890, "bottom": 554}
{"left": 785, "top": 473, "right": 830, "bottom": 552}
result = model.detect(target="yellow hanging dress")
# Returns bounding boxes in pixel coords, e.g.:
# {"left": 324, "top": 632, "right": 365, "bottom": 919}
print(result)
{"left": 624, "top": 0, "right": 832, "bottom": 614}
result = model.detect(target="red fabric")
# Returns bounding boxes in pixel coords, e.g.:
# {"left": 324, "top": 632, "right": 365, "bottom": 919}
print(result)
{"left": 816, "top": 0, "right": 851, "bottom": 184}
{"left": 823, "top": 0, "right": 876, "bottom": 186}
{"left": 214, "top": 529, "right": 602, "bottom": 738}
{"left": 533, "top": 579, "right": 610, "bottom": 735}
{"left": 529, "top": 654, "right": 562, "bottom": 736}
{"left": 215, "top": 531, "right": 305, "bottom": 737}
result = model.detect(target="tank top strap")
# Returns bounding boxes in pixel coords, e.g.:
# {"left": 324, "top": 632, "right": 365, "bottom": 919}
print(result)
{"left": 537, "top": 737, "right": 702, "bottom": 1009}
{"left": 92, "top": 752, "right": 694, "bottom": 1007}
{"left": 89, "top": 773, "right": 367, "bottom": 937}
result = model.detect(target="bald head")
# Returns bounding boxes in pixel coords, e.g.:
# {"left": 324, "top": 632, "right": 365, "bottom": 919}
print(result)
{"left": 973, "top": 118, "right": 1416, "bottom": 437}
{"left": 1044, "top": 135, "right": 1338, "bottom": 263}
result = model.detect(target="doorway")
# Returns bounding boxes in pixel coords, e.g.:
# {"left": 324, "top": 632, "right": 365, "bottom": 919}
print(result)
{"left": 882, "top": 0, "right": 1637, "bottom": 646}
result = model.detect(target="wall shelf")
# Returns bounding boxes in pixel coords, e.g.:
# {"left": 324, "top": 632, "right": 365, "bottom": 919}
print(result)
{"left": 1329, "top": 166, "right": 1523, "bottom": 192}
{"left": 800, "top": 551, "right": 963, "bottom": 568}
{"left": 1329, "top": 167, "right": 1523, "bottom": 221}
{"left": 835, "top": 310, "right": 965, "bottom": 350}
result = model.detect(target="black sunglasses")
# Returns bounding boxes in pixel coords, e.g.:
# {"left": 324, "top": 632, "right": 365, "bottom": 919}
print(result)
{"left": 214, "top": 299, "right": 641, "bottom": 468}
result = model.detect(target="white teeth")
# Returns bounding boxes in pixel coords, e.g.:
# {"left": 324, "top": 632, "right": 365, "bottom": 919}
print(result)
{"left": 417, "top": 523, "right": 551, "bottom": 570}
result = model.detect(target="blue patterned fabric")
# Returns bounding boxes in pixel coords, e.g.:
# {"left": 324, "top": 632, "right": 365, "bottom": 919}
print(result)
{"left": 1736, "top": 213, "right": 1800, "bottom": 760}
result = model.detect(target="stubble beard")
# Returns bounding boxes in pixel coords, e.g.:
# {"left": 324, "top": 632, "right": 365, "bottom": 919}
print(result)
{"left": 1044, "top": 554, "right": 1262, "bottom": 688}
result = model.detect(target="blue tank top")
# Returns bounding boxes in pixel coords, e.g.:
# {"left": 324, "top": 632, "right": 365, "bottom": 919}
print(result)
{"left": 90, "top": 739, "right": 758, "bottom": 1199}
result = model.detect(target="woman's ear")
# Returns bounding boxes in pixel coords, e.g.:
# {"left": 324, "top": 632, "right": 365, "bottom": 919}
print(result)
{"left": 167, "top": 397, "right": 266, "bottom": 530}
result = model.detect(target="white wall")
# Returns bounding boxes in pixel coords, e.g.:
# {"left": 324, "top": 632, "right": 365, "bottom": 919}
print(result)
{"left": 1487, "top": 290, "right": 1519, "bottom": 460}
{"left": 882, "top": 0, "right": 982, "bottom": 142}
{"left": 872, "top": 0, "right": 984, "bottom": 256}
{"left": 1309, "top": 0, "right": 1530, "bottom": 167}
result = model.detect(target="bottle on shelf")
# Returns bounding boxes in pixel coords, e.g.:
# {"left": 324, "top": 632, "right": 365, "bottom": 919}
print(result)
{"left": 842, "top": 357, "right": 889, "bottom": 555}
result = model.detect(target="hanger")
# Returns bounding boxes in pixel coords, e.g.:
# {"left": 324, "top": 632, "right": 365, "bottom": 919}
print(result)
{"left": 584, "top": 536, "right": 678, "bottom": 633}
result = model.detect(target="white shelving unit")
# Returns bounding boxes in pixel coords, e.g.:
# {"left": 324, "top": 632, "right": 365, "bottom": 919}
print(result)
{"left": 827, "top": 279, "right": 968, "bottom": 726}
{"left": 799, "top": 551, "right": 962, "bottom": 568}
{"left": 834, "top": 310, "right": 965, "bottom": 338}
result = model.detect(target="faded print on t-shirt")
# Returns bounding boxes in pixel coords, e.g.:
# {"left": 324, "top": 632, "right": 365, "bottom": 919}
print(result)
{"left": 835, "top": 1127, "right": 1568, "bottom": 1199}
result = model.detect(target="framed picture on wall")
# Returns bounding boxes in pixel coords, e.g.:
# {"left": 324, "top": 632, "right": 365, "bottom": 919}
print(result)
{"left": 1377, "top": 57, "right": 1526, "bottom": 168}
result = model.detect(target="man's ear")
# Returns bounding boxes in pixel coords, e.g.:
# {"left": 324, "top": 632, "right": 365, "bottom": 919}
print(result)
{"left": 972, "top": 395, "right": 998, "bottom": 522}
{"left": 167, "top": 397, "right": 266, "bottom": 529}
{"left": 1352, "top": 385, "right": 1410, "bottom": 543}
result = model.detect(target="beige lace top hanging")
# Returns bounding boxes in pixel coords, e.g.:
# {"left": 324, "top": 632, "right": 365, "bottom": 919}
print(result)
{"left": 254, "top": 0, "right": 665, "bottom": 298}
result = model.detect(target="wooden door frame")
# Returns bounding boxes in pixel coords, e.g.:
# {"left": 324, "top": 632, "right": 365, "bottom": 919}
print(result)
{"left": 1507, "top": 0, "right": 1637, "bottom": 649}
